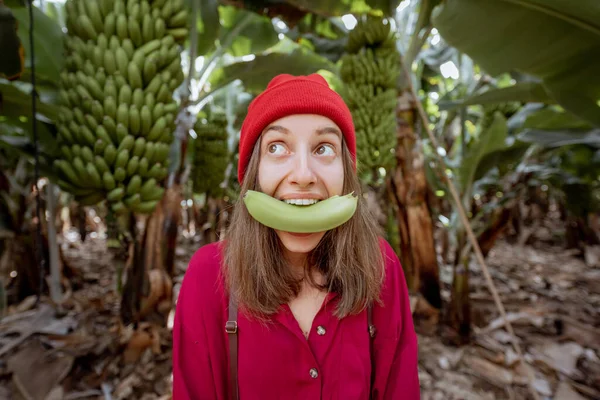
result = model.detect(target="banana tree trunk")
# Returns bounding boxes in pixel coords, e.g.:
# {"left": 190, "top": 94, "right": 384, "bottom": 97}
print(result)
{"left": 391, "top": 91, "right": 441, "bottom": 310}
{"left": 445, "top": 259, "right": 471, "bottom": 345}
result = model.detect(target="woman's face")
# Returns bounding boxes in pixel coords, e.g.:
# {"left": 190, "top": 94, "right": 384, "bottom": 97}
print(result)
{"left": 258, "top": 114, "right": 345, "bottom": 260}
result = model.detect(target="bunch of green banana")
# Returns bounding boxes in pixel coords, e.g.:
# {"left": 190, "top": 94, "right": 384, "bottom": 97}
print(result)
{"left": 192, "top": 110, "right": 229, "bottom": 198}
{"left": 346, "top": 14, "right": 396, "bottom": 54}
{"left": 340, "top": 15, "right": 400, "bottom": 185}
{"left": 243, "top": 190, "right": 358, "bottom": 233}
{"left": 55, "top": 0, "right": 188, "bottom": 214}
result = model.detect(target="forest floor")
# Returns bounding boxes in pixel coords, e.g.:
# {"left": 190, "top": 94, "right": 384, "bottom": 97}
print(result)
{"left": 0, "top": 229, "right": 599, "bottom": 400}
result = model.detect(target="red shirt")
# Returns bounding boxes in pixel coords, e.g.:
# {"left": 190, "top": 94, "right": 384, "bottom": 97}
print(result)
{"left": 172, "top": 238, "right": 420, "bottom": 399}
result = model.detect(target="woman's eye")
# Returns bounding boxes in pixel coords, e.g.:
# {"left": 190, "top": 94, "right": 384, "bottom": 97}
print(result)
{"left": 316, "top": 144, "right": 335, "bottom": 156}
{"left": 268, "top": 143, "right": 286, "bottom": 155}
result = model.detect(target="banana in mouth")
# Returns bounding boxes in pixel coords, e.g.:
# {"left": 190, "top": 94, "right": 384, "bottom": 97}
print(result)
{"left": 243, "top": 190, "right": 358, "bottom": 233}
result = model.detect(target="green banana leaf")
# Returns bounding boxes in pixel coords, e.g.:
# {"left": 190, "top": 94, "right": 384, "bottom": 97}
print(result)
{"left": 458, "top": 111, "right": 508, "bottom": 197}
{"left": 0, "top": 4, "right": 23, "bottom": 79}
{"left": 523, "top": 107, "right": 594, "bottom": 131}
{"left": 474, "top": 140, "right": 531, "bottom": 182}
{"left": 194, "top": 0, "right": 220, "bottom": 55}
{"left": 438, "top": 82, "right": 555, "bottom": 111}
{"left": 207, "top": 46, "right": 336, "bottom": 97}
{"left": 0, "top": 78, "right": 58, "bottom": 121}
{"left": 432, "top": 0, "right": 600, "bottom": 127}
{"left": 519, "top": 129, "right": 600, "bottom": 148}
{"left": 220, "top": 6, "right": 278, "bottom": 57}
{"left": 12, "top": 5, "right": 64, "bottom": 83}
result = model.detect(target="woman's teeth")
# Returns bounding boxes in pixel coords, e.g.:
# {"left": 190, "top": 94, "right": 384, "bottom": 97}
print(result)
{"left": 283, "top": 199, "right": 320, "bottom": 206}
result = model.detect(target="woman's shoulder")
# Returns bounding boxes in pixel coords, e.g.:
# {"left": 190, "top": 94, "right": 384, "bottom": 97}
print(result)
{"left": 182, "top": 241, "right": 227, "bottom": 302}
{"left": 377, "top": 236, "right": 409, "bottom": 295}
{"left": 378, "top": 237, "right": 402, "bottom": 272}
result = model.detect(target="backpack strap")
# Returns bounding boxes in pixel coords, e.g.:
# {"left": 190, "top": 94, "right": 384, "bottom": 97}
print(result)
{"left": 368, "top": 303, "right": 376, "bottom": 399}
{"left": 226, "top": 294, "right": 239, "bottom": 400}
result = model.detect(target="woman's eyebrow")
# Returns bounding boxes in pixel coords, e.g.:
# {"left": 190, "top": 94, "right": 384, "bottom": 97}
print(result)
{"left": 264, "top": 125, "right": 289, "bottom": 134}
{"left": 316, "top": 127, "right": 342, "bottom": 138}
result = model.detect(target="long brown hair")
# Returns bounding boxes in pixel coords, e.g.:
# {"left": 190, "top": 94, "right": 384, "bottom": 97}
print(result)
{"left": 222, "top": 137, "right": 385, "bottom": 319}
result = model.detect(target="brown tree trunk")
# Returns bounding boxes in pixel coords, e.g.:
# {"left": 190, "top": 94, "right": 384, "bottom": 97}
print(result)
{"left": 444, "top": 259, "right": 471, "bottom": 346}
{"left": 391, "top": 91, "right": 441, "bottom": 310}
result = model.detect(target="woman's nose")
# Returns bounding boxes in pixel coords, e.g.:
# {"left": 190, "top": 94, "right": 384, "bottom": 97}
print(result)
{"left": 287, "top": 151, "right": 317, "bottom": 187}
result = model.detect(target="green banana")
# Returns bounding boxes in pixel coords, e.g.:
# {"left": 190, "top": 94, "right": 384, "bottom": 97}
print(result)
{"left": 55, "top": 160, "right": 81, "bottom": 185}
{"left": 117, "top": 103, "right": 129, "bottom": 128}
{"left": 147, "top": 117, "right": 166, "bottom": 141}
{"left": 111, "top": 201, "right": 127, "bottom": 213}
{"left": 154, "top": 18, "right": 166, "bottom": 38}
{"left": 115, "top": 48, "right": 129, "bottom": 77}
{"left": 138, "top": 157, "right": 149, "bottom": 176}
{"left": 139, "top": 178, "right": 157, "bottom": 198}
{"left": 118, "top": 85, "right": 132, "bottom": 105}
{"left": 94, "top": 155, "right": 110, "bottom": 175}
{"left": 116, "top": 124, "right": 128, "bottom": 142}
{"left": 91, "top": 101, "right": 104, "bottom": 122}
{"left": 127, "top": 156, "right": 140, "bottom": 176}
{"left": 243, "top": 190, "right": 358, "bottom": 233}
{"left": 142, "top": 186, "right": 164, "bottom": 201}
{"left": 133, "top": 137, "right": 146, "bottom": 157}
{"left": 107, "top": 187, "right": 125, "bottom": 202}
{"left": 81, "top": 146, "right": 94, "bottom": 163}
{"left": 126, "top": 175, "right": 142, "bottom": 196}
{"left": 76, "top": 192, "right": 105, "bottom": 206}
{"left": 128, "top": 16, "right": 142, "bottom": 47}
{"left": 104, "top": 96, "right": 117, "bottom": 121}
{"left": 104, "top": 51, "right": 117, "bottom": 74}
{"left": 86, "top": 162, "right": 103, "bottom": 187}
{"left": 103, "top": 171, "right": 116, "bottom": 190}
{"left": 132, "top": 89, "right": 144, "bottom": 109}
{"left": 104, "top": 13, "right": 116, "bottom": 37}
{"left": 128, "top": 62, "right": 143, "bottom": 90}
{"left": 104, "top": 144, "right": 117, "bottom": 165}
{"left": 116, "top": 14, "right": 128, "bottom": 40}
{"left": 129, "top": 106, "right": 141, "bottom": 134}
{"left": 168, "top": 10, "right": 188, "bottom": 27}
{"left": 122, "top": 39, "right": 135, "bottom": 59}
{"left": 77, "top": 15, "right": 97, "bottom": 41}
{"left": 60, "top": 145, "right": 73, "bottom": 161}
{"left": 105, "top": 79, "right": 117, "bottom": 100}
{"left": 131, "top": 200, "right": 159, "bottom": 214}
{"left": 144, "top": 93, "right": 156, "bottom": 110}
{"left": 115, "top": 149, "right": 130, "bottom": 169}
{"left": 114, "top": 167, "right": 127, "bottom": 182}
{"left": 140, "top": 106, "right": 152, "bottom": 135}
{"left": 117, "top": 134, "right": 135, "bottom": 153}
{"left": 124, "top": 193, "right": 141, "bottom": 207}
{"left": 86, "top": 1, "right": 104, "bottom": 33}
{"left": 138, "top": 39, "right": 161, "bottom": 56}
{"left": 142, "top": 14, "right": 154, "bottom": 42}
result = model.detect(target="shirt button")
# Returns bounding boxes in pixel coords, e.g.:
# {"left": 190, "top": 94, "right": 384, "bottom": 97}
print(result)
{"left": 309, "top": 368, "right": 319, "bottom": 379}
{"left": 316, "top": 326, "right": 326, "bottom": 335}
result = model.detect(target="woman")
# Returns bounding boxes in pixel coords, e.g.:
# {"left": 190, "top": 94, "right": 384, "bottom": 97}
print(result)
{"left": 173, "top": 74, "right": 420, "bottom": 399}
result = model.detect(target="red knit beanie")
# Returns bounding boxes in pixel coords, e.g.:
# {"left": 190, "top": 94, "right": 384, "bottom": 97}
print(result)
{"left": 237, "top": 73, "right": 356, "bottom": 184}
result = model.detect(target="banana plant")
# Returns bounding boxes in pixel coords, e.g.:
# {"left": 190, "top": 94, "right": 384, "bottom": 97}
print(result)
{"left": 432, "top": 0, "right": 600, "bottom": 127}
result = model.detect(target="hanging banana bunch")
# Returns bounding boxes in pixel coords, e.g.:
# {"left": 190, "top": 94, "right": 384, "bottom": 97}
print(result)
{"left": 192, "top": 111, "right": 229, "bottom": 198}
{"left": 54, "top": 0, "right": 188, "bottom": 214}
{"left": 340, "top": 15, "right": 400, "bottom": 183}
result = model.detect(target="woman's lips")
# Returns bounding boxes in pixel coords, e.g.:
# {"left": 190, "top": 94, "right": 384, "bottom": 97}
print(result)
{"left": 286, "top": 232, "right": 313, "bottom": 237}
